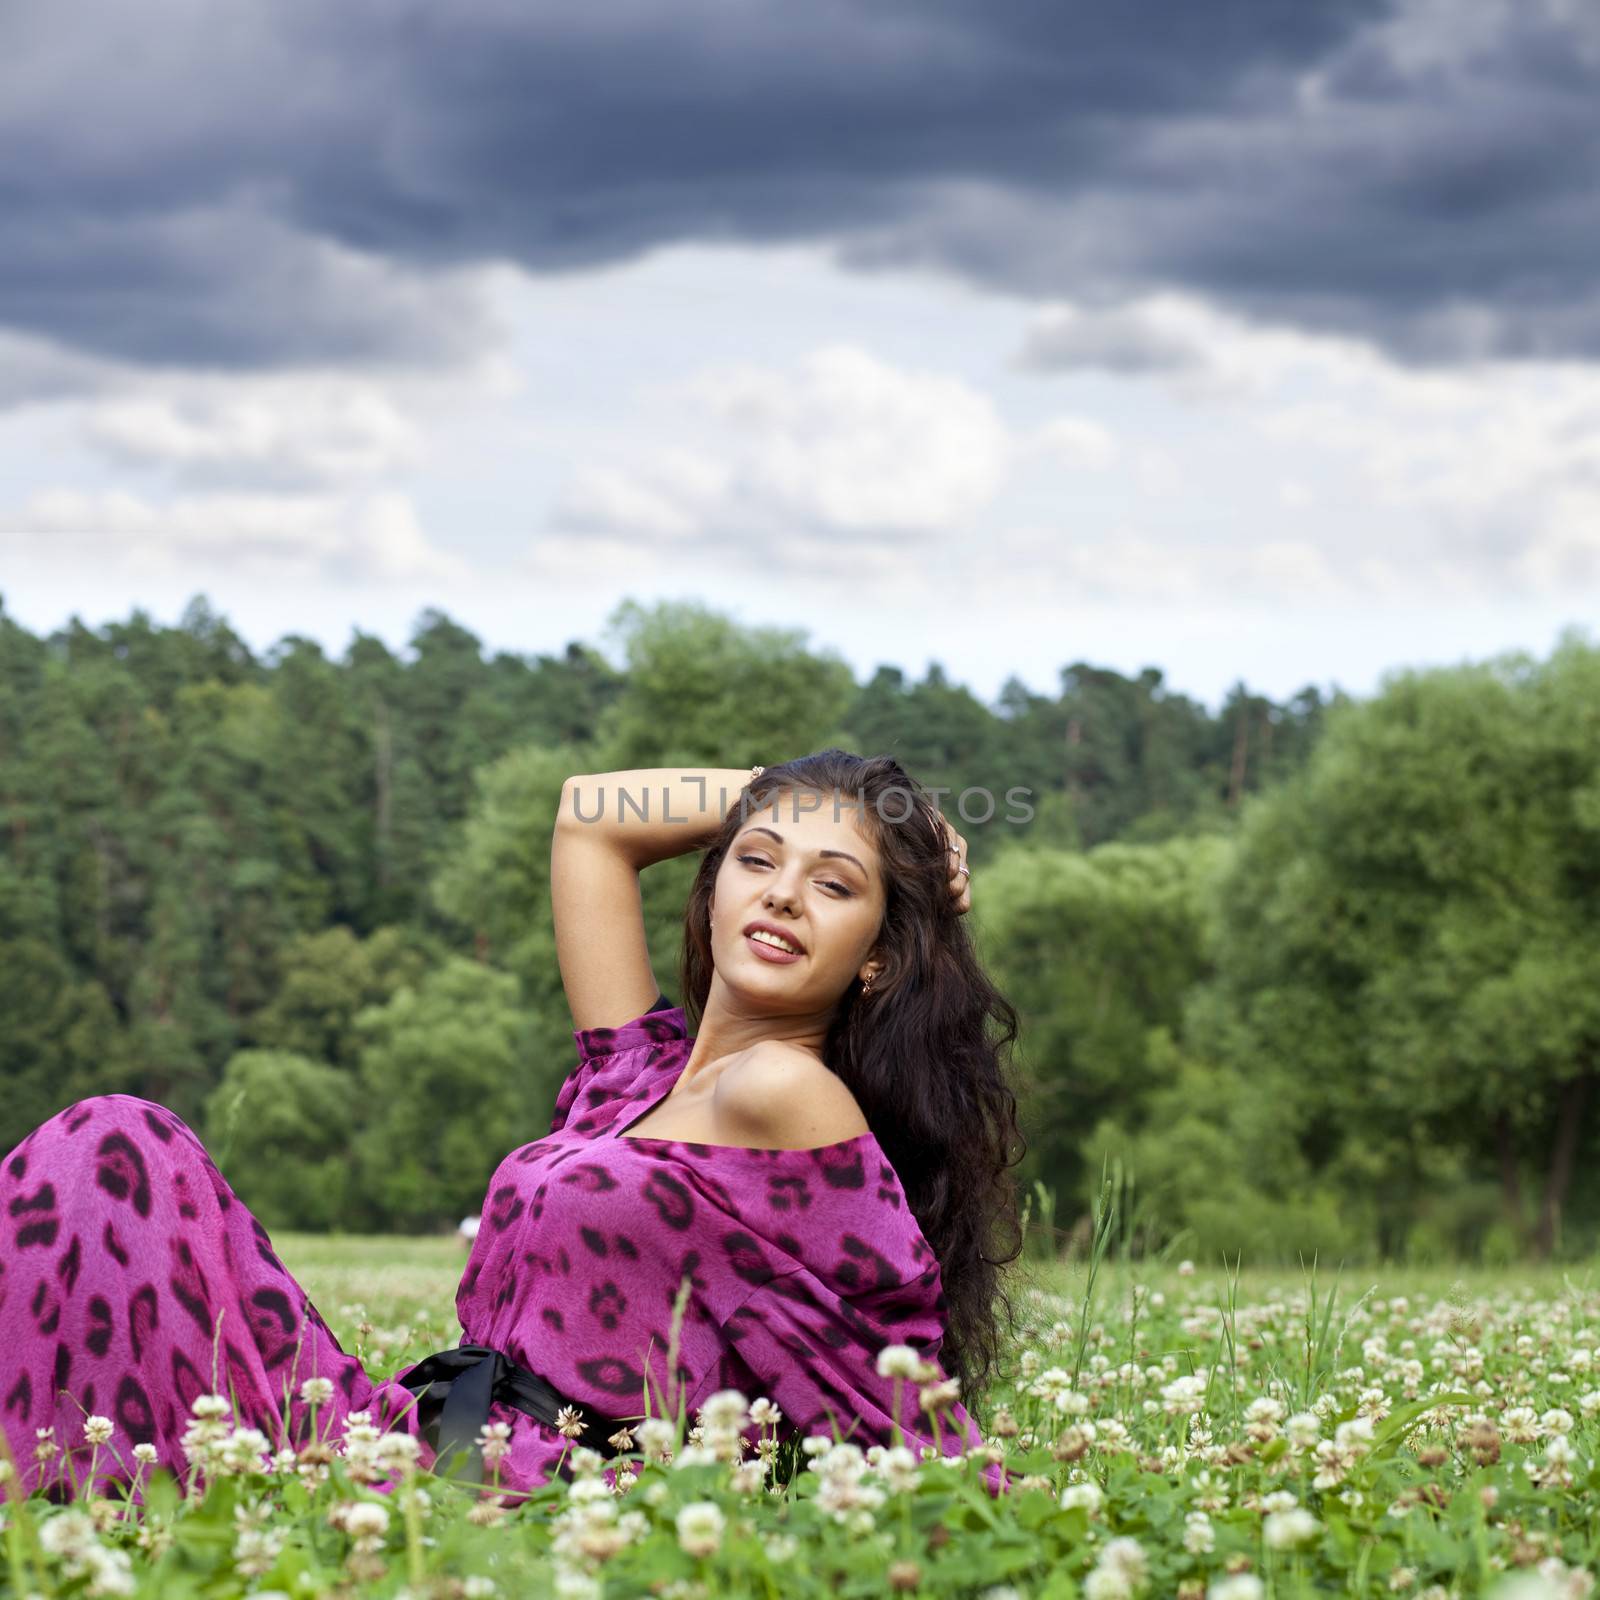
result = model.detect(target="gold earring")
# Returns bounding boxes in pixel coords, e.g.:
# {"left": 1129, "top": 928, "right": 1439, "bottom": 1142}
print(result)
{"left": 862, "top": 972, "right": 874, "bottom": 994}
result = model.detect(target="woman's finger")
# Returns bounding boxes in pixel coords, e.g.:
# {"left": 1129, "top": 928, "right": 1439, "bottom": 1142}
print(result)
{"left": 939, "top": 817, "right": 971, "bottom": 912}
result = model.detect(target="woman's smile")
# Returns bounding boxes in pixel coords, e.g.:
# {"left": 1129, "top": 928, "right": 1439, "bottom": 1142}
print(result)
{"left": 744, "top": 927, "right": 805, "bottom": 963}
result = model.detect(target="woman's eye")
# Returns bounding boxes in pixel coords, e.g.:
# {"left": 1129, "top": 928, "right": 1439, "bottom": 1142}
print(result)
{"left": 737, "top": 854, "right": 852, "bottom": 897}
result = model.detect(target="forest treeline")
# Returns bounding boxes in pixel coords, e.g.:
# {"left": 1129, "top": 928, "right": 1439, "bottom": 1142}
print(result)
{"left": 2, "top": 590, "right": 1595, "bottom": 1266}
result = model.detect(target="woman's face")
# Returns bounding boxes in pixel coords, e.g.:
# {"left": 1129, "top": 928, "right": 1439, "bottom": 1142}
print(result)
{"left": 709, "top": 790, "right": 887, "bottom": 1011}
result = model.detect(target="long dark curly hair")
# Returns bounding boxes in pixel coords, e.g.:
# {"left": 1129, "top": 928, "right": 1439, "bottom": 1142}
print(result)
{"left": 676, "top": 750, "right": 1027, "bottom": 1404}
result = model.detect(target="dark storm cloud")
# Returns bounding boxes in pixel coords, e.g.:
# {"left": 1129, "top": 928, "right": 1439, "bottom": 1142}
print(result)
{"left": 2, "top": 0, "right": 1595, "bottom": 385}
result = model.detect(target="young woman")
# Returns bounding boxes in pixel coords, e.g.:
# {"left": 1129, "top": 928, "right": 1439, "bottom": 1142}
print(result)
{"left": 0, "top": 752, "right": 1025, "bottom": 1502}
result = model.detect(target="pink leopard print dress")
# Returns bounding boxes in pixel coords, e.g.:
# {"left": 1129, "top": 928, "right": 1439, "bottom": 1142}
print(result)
{"left": 0, "top": 1001, "right": 1004, "bottom": 1499}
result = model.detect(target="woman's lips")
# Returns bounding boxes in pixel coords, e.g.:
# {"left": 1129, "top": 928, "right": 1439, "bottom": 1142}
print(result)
{"left": 745, "top": 931, "right": 803, "bottom": 964}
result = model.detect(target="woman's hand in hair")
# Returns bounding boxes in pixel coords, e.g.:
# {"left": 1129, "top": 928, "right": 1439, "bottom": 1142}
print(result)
{"left": 936, "top": 813, "right": 973, "bottom": 915}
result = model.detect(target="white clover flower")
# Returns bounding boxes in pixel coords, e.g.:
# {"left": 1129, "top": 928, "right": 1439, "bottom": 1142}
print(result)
{"left": 1100, "top": 1536, "right": 1149, "bottom": 1587}
{"left": 1264, "top": 1507, "right": 1321, "bottom": 1550}
{"left": 1335, "top": 1416, "right": 1376, "bottom": 1452}
{"left": 552, "top": 1572, "right": 601, "bottom": 1600}
{"left": 344, "top": 1501, "right": 390, "bottom": 1541}
{"left": 811, "top": 1441, "right": 869, "bottom": 1480}
{"left": 1260, "top": 1489, "right": 1300, "bottom": 1513}
{"left": 219, "top": 1427, "right": 272, "bottom": 1475}
{"left": 1540, "top": 1407, "right": 1575, "bottom": 1436}
{"left": 1085, "top": 1542, "right": 1149, "bottom": 1600}
{"left": 1060, "top": 1481, "right": 1104, "bottom": 1514}
{"left": 872, "top": 1445, "right": 921, "bottom": 1494}
{"left": 299, "top": 1377, "right": 335, "bottom": 1406}
{"left": 38, "top": 1508, "right": 98, "bottom": 1557}
{"left": 83, "top": 1416, "right": 114, "bottom": 1446}
{"left": 698, "top": 1390, "right": 750, "bottom": 1431}
{"left": 1245, "top": 1397, "right": 1285, "bottom": 1423}
{"left": 233, "top": 1523, "right": 286, "bottom": 1579}
{"left": 1208, "top": 1577, "right": 1265, "bottom": 1600}
{"left": 748, "top": 1397, "right": 783, "bottom": 1427}
{"left": 1356, "top": 1387, "right": 1392, "bottom": 1422}
{"left": 37, "top": 1509, "right": 136, "bottom": 1597}
{"left": 1160, "top": 1374, "right": 1208, "bottom": 1416}
{"left": 132, "top": 1443, "right": 159, "bottom": 1466}
{"left": 816, "top": 1473, "right": 888, "bottom": 1520}
{"left": 634, "top": 1417, "right": 676, "bottom": 1461}
{"left": 1501, "top": 1406, "right": 1540, "bottom": 1444}
{"left": 1028, "top": 1366, "right": 1075, "bottom": 1399}
{"left": 1084, "top": 1569, "right": 1134, "bottom": 1600}
{"left": 477, "top": 1419, "right": 513, "bottom": 1466}
{"left": 86, "top": 1544, "right": 135, "bottom": 1596}
{"left": 1183, "top": 1511, "right": 1215, "bottom": 1555}
{"left": 675, "top": 1500, "right": 725, "bottom": 1557}
{"left": 1096, "top": 1418, "right": 1134, "bottom": 1452}
{"left": 877, "top": 1344, "right": 926, "bottom": 1380}
{"left": 191, "top": 1394, "right": 231, "bottom": 1420}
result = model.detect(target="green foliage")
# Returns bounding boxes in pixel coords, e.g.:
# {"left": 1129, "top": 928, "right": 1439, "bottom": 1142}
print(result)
{"left": 976, "top": 833, "right": 1229, "bottom": 1205}
{"left": 350, "top": 957, "right": 542, "bottom": 1231}
{"left": 203, "top": 1050, "right": 363, "bottom": 1229}
{"left": 1178, "top": 627, "right": 1600, "bottom": 1263}
{"left": 595, "top": 597, "right": 858, "bottom": 768}
{"left": 9, "top": 590, "right": 1599, "bottom": 1261}
{"left": 246, "top": 925, "right": 441, "bottom": 1070}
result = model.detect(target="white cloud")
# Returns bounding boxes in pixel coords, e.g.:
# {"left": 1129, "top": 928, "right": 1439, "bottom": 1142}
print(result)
{"left": 682, "top": 344, "right": 1013, "bottom": 532}
{"left": 1015, "top": 296, "right": 1218, "bottom": 377}
{"left": 1015, "top": 288, "right": 1600, "bottom": 602}
{"left": 2, "top": 487, "right": 465, "bottom": 585}
{"left": 552, "top": 342, "right": 1116, "bottom": 560}
{"left": 1017, "top": 416, "right": 1118, "bottom": 469}
{"left": 0, "top": 329, "right": 120, "bottom": 411}
{"left": 1014, "top": 290, "right": 1383, "bottom": 401}
{"left": 83, "top": 380, "right": 426, "bottom": 487}
{"left": 559, "top": 448, "right": 730, "bottom": 542}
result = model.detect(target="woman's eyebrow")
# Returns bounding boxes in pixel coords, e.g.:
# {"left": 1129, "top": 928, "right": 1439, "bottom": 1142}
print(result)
{"left": 736, "top": 825, "right": 869, "bottom": 875}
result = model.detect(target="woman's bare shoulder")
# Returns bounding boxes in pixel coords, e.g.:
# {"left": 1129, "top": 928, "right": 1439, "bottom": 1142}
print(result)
{"left": 715, "top": 1040, "right": 871, "bottom": 1147}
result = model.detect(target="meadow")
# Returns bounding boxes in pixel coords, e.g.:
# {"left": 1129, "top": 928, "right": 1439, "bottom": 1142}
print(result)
{"left": 5, "top": 1216, "right": 1600, "bottom": 1600}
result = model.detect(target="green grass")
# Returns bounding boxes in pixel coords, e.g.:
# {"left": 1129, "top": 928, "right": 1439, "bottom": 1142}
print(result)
{"left": 12, "top": 1235, "right": 1600, "bottom": 1597}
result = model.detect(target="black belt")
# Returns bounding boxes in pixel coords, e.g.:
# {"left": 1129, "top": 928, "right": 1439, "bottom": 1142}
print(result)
{"left": 398, "top": 1343, "right": 629, "bottom": 1485}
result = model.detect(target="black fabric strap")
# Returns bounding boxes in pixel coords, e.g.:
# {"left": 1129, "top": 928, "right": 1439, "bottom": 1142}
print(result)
{"left": 646, "top": 991, "right": 674, "bottom": 1013}
{"left": 399, "top": 1344, "right": 628, "bottom": 1485}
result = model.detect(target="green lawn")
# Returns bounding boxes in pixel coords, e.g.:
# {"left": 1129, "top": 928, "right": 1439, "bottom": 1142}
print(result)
{"left": 15, "top": 1235, "right": 1600, "bottom": 1596}
{"left": 273, "top": 1229, "right": 1600, "bottom": 1390}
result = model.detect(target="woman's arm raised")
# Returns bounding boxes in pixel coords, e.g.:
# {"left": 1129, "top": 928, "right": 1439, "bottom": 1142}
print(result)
{"left": 552, "top": 767, "right": 754, "bottom": 1033}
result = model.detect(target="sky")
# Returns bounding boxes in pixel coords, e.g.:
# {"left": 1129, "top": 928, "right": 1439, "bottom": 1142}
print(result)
{"left": 2, "top": 0, "right": 1598, "bottom": 713}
